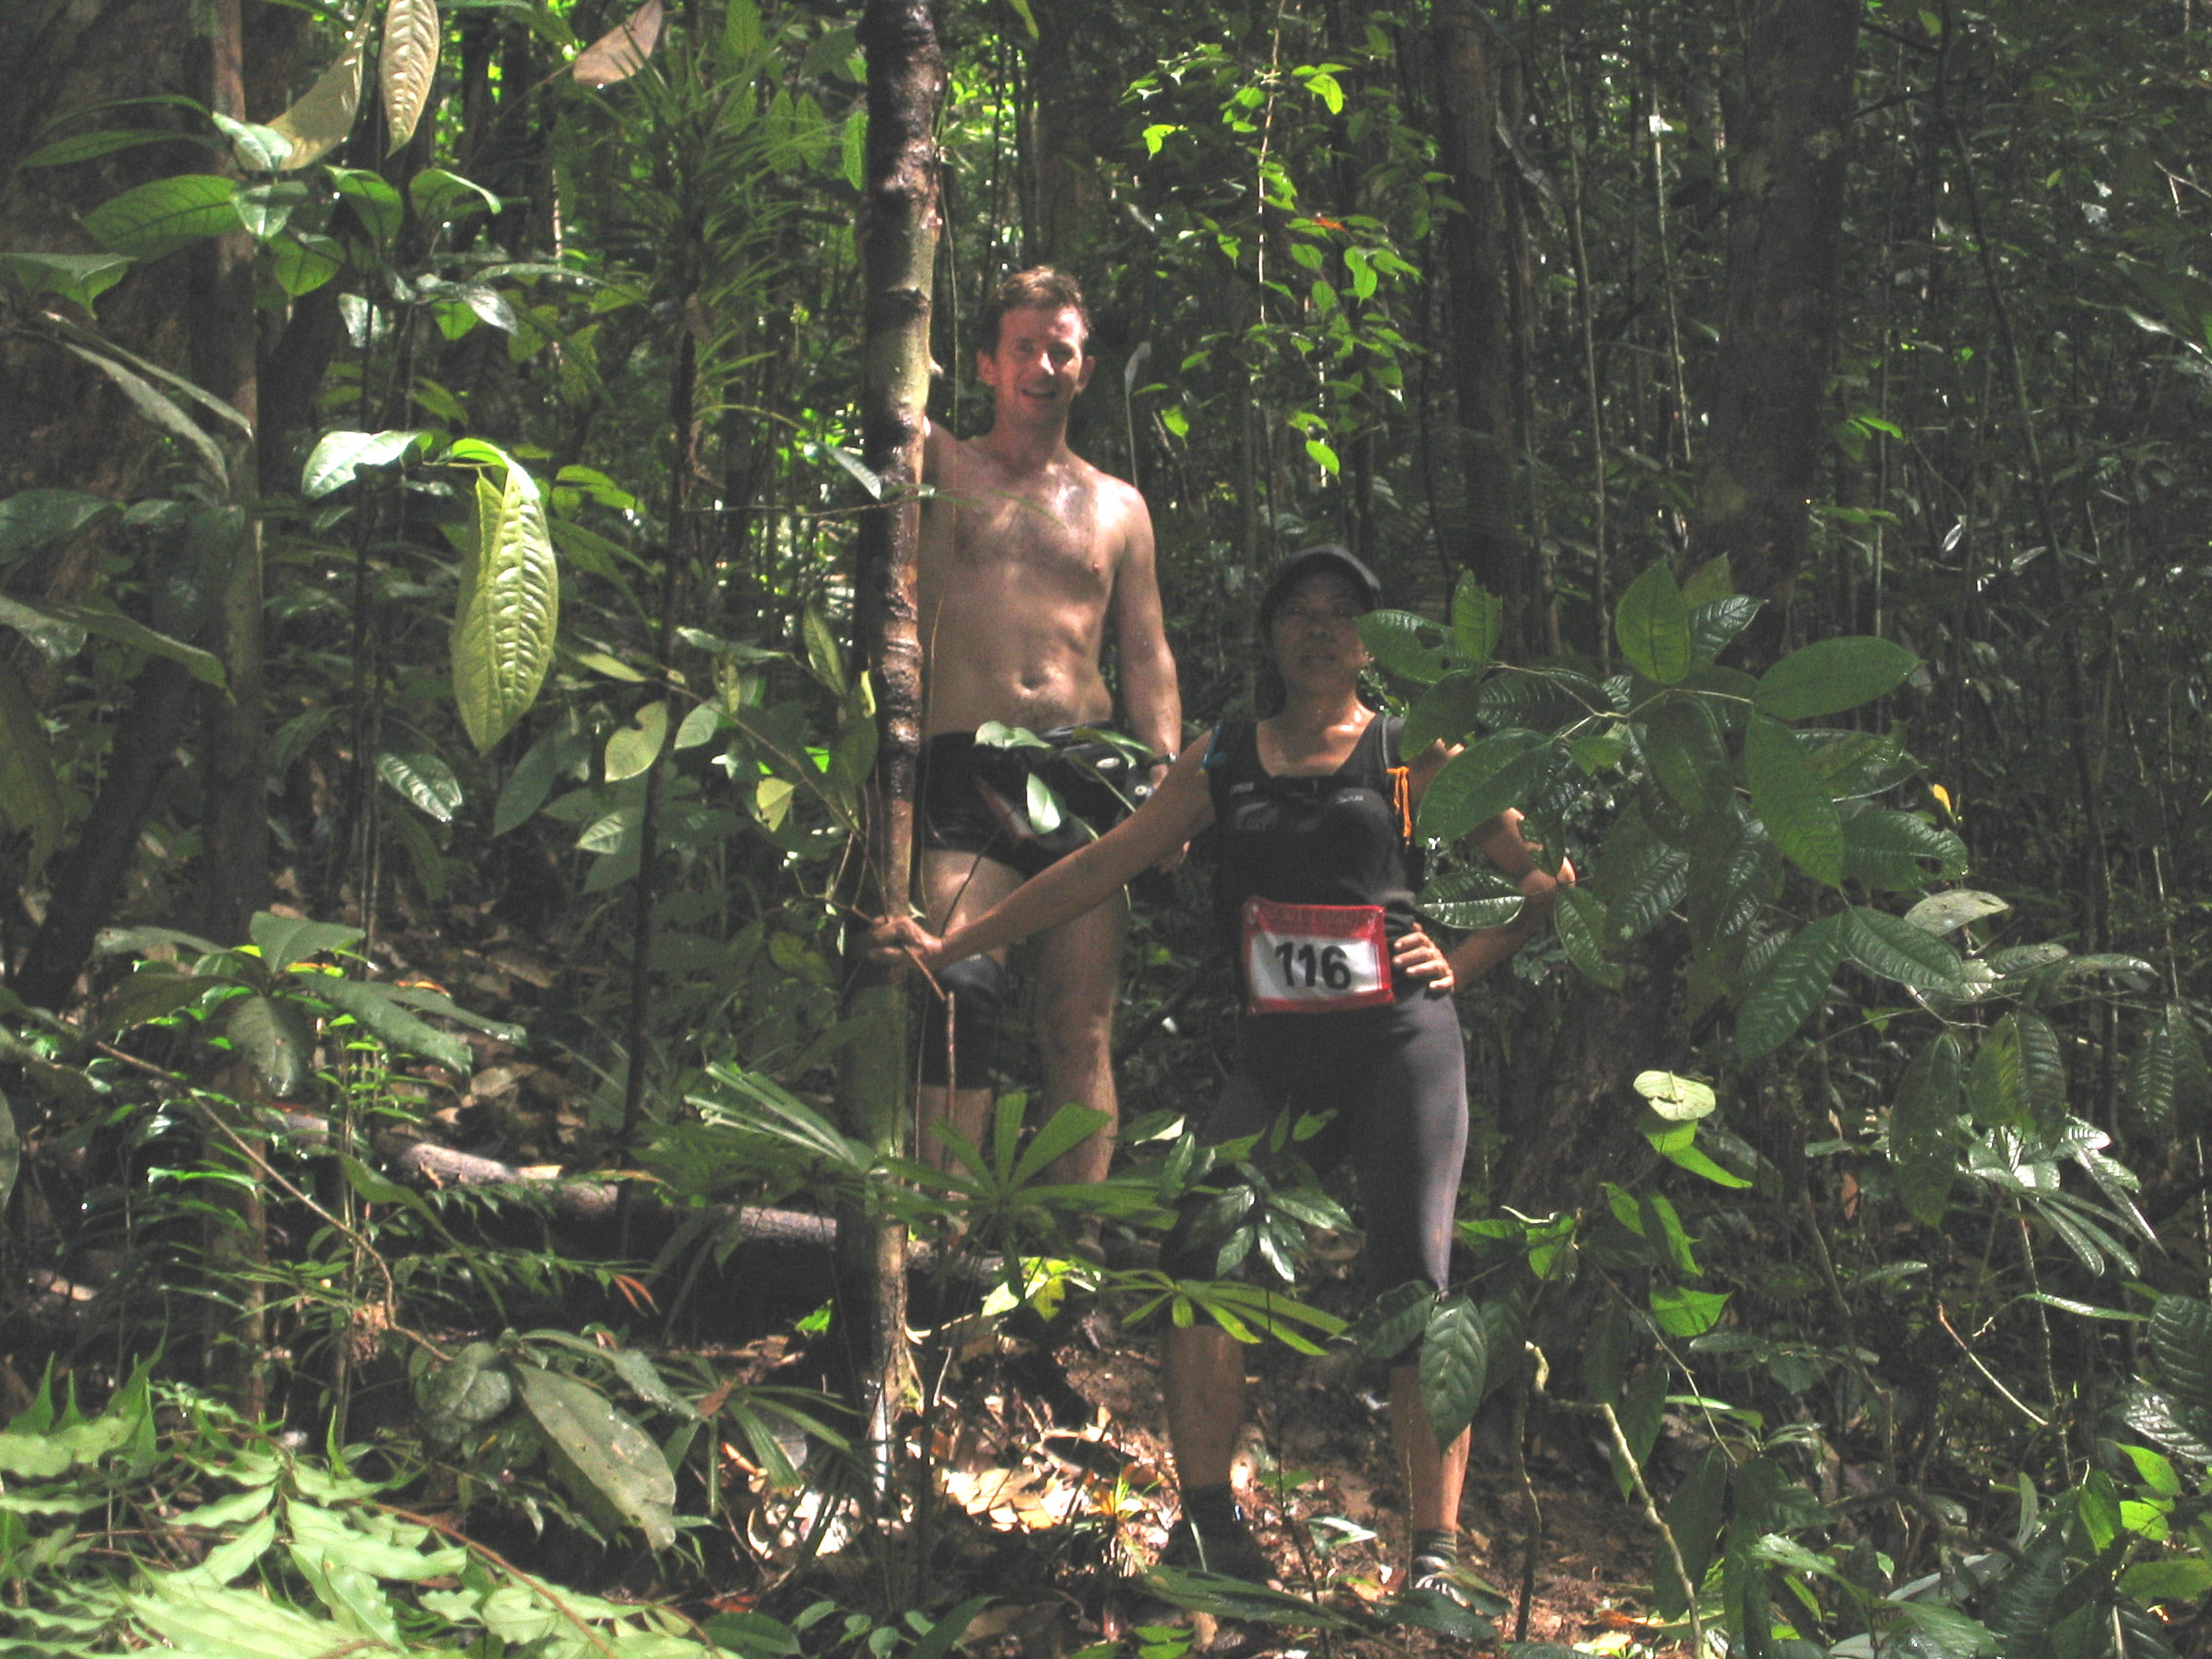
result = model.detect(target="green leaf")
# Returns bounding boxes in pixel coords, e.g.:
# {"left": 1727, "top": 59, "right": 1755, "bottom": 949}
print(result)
{"left": 2120, "top": 1559, "right": 2212, "bottom": 1603}
{"left": 1649, "top": 1285, "right": 1729, "bottom": 1337}
{"left": 1656, "top": 1449, "right": 1730, "bottom": 1619}
{"left": 0, "top": 490, "right": 117, "bottom": 565}
{"left": 1679, "top": 554, "right": 1734, "bottom": 608}
{"left": 211, "top": 111, "right": 291, "bottom": 172}
{"left": 251, "top": 913, "right": 363, "bottom": 970}
{"left": 0, "top": 249, "right": 134, "bottom": 311}
{"left": 1635, "top": 1071, "right": 1715, "bottom": 1123}
{"left": 1554, "top": 886, "right": 1623, "bottom": 988}
{"left": 380, "top": 0, "right": 442, "bottom": 152}
{"left": 0, "top": 1088, "right": 18, "bottom": 1216}
{"left": 268, "top": 7, "right": 373, "bottom": 169}
{"left": 1969, "top": 1016, "right": 2028, "bottom": 1131}
{"left": 452, "top": 457, "right": 558, "bottom": 752}
{"left": 2012, "top": 1009, "right": 2068, "bottom": 1133}
{"left": 1451, "top": 576, "right": 1503, "bottom": 667}
{"left": 2125, "top": 1026, "right": 2176, "bottom": 1136}
{"left": 1419, "top": 1297, "right": 1490, "bottom": 1445}
{"left": 1892, "top": 1032, "right": 1964, "bottom": 1225}
{"left": 0, "top": 592, "right": 223, "bottom": 683}
{"left": 226, "top": 994, "right": 313, "bottom": 1097}
{"left": 1745, "top": 714, "right": 1843, "bottom": 886}
{"left": 1905, "top": 888, "right": 2010, "bottom": 935}
{"left": 231, "top": 179, "right": 307, "bottom": 240}
{"left": 131, "top": 1579, "right": 330, "bottom": 1656}
{"left": 301, "top": 429, "right": 428, "bottom": 498}
{"left": 1752, "top": 637, "right": 1919, "bottom": 719}
{"left": 1982, "top": 1526, "right": 2066, "bottom": 1659}
{"left": 81, "top": 175, "right": 241, "bottom": 259}
{"left": 1640, "top": 695, "right": 1732, "bottom": 815}
{"left": 514, "top": 1363, "right": 679, "bottom": 1548}
{"left": 269, "top": 231, "right": 344, "bottom": 296}
{"left": 19, "top": 127, "right": 186, "bottom": 168}
{"left": 1417, "top": 867, "right": 1524, "bottom": 931}
{"left": 1736, "top": 913, "right": 1845, "bottom": 1061}
{"left": 604, "top": 701, "right": 669, "bottom": 783}
{"left": 1842, "top": 905, "right": 1967, "bottom": 991}
{"left": 841, "top": 105, "right": 866, "bottom": 190}
{"left": 1613, "top": 562, "right": 1692, "bottom": 684}
{"left": 1843, "top": 810, "right": 1968, "bottom": 890}
{"left": 1416, "top": 730, "right": 1557, "bottom": 843}
{"left": 0, "top": 654, "right": 64, "bottom": 873}
{"left": 1689, "top": 596, "right": 1763, "bottom": 665}
{"left": 1344, "top": 1280, "right": 1435, "bottom": 1362}
{"left": 1402, "top": 671, "right": 1488, "bottom": 752}
{"left": 377, "top": 751, "right": 462, "bottom": 823}
{"left": 328, "top": 166, "right": 403, "bottom": 242}
{"left": 1611, "top": 1362, "right": 1669, "bottom": 1498}
{"left": 58, "top": 344, "right": 228, "bottom": 488}
{"left": 315, "top": 978, "right": 471, "bottom": 1074}
{"left": 2151, "top": 1297, "right": 2212, "bottom": 1420}
{"left": 420, "top": 1342, "right": 514, "bottom": 1450}
{"left": 1359, "top": 609, "right": 1454, "bottom": 685}
{"left": 411, "top": 166, "right": 500, "bottom": 222}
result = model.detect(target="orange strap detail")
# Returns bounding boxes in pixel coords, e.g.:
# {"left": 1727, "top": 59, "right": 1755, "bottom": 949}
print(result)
{"left": 1390, "top": 766, "right": 1415, "bottom": 841}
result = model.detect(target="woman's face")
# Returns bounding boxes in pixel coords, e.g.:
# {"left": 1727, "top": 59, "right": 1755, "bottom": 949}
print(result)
{"left": 1269, "top": 571, "right": 1371, "bottom": 683}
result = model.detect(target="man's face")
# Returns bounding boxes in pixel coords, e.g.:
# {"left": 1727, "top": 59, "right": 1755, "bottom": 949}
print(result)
{"left": 977, "top": 305, "right": 1092, "bottom": 423}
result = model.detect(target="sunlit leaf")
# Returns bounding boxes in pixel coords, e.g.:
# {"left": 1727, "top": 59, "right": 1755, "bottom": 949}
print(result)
{"left": 301, "top": 428, "right": 428, "bottom": 498}
{"left": 377, "top": 751, "right": 462, "bottom": 823}
{"left": 1904, "top": 888, "right": 2009, "bottom": 936}
{"left": 605, "top": 701, "right": 669, "bottom": 782}
{"left": 452, "top": 455, "right": 557, "bottom": 752}
{"left": 381, "top": 0, "right": 441, "bottom": 152}
{"left": 572, "top": 0, "right": 665, "bottom": 88}
{"left": 267, "top": 6, "right": 375, "bottom": 170}
{"left": 82, "top": 175, "right": 241, "bottom": 260}
{"left": 1842, "top": 906, "right": 1967, "bottom": 991}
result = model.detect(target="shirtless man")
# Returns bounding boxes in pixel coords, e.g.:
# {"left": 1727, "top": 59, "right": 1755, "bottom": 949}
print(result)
{"left": 913, "top": 267, "right": 1180, "bottom": 1189}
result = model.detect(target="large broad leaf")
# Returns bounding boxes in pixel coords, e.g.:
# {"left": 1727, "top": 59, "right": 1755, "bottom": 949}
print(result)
{"left": 81, "top": 175, "right": 241, "bottom": 260}
{"left": 1736, "top": 913, "right": 1845, "bottom": 1061}
{"left": 1689, "top": 596, "right": 1763, "bottom": 665}
{"left": 1842, "top": 906, "right": 1966, "bottom": 991}
{"left": 2123, "top": 1384, "right": 2212, "bottom": 1464}
{"left": 1604, "top": 835, "right": 1690, "bottom": 945}
{"left": 1843, "top": 810, "right": 1968, "bottom": 890}
{"left": 513, "top": 1365, "right": 677, "bottom": 1549}
{"left": 1752, "top": 636, "right": 1919, "bottom": 719}
{"left": 378, "top": 751, "right": 462, "bottom": 822}
{"left": 131, "top": 1579, "right": 336, "bottom": 1659}
{"left": 604, "top": 700, "right": 669, "bottom": 782}
{"left": 1891, "top": 1032, "right": 1964, "bottom": 1225}
{"left": 59, "top": 345, "right": 229, "bottom": 489}
{"left": 315, "top": 977, "right": 471, "bottom": 1074}
{"left": 301, "top": 429, "right": 429, "bottom": 498}
{"left": 1905, "top": 888, "right": 2009, "bottom": 936}
{"left": 1419, "top": 1296, "right": 1490, "bottom": 1445}
{"left": 1416, "top": 729, "right": 1555, "bottom": 843}
{"left": 1417, "top": 867, "right": 1524, "bottom": 931}
{"left": 1655, "top": 1448, "right": 1729, "bottom": 1619}
{"left": 2168, "top": 1006, "right": 2209, "bottom": 1130}
{"left": 1452, "top": 576, "right": 1503, "bottom": 667}
{"left": 268, "top": 6, "right": 374, "bottom": 169}
{"left": 2011, "top": 1009, "right": 2068, "bottom": 1134}
{"left": 0, "top": 593, "right": 224, "bottom": 684}
{"left": 1613, "top": 562, "right": 1692, "bottom": 684}
{"left": 1, "top": 250, "right": 134, "bottom": 311}
{"left": 419, "top": 1342, "right": 514, "bottom": 1450}
{"left": 1981, "top": 1525, "right": 2065, "bottom": 1659}
{"left": 1553, "top": 886, "right": 1623, "bottom": 988}
{"left": 0, "top": 654, "right": 63, "bottom": 873}
{"left": 1635, "top": 1071, "right": 1715, "bottom": 1123}
{"left": 2125, "top": 1025, "right": 2176, "bottom": 1136}
{"left": 1402, "top": 670, "right": 1488, "bottom": 752}
{"left": 2150, "top": 1296, "right": 2212, "bottom": 1419}
{"left": 0, "top": 490, "right": 116, "bottom": 565}
{"left": 452, "top": 459, "right": 557, "bottom": 752}
{"left": 1640, "top": 695, "right": 1732, "bottom": 815}
{"left": 380, "top": 0, "right": 441, "bottom": 152}
{"left": 226, "top": 994, "right": 314, "bottom": 1097}
{"left": 250, "top": 912, "right": 363, "bottom": 971}
{"left": 572, "top": 0, "right": 667, "bottom": 87}
{"left": 1344, "top": 1280, "right": 1435, "bottom": 1362}
{"left": 1359, "top": 608, "right": 1454, "bottom": 686}
{"left": 1969, "top": 1016, "right": 2028, "bottom": 1132}
{"left": 1745, "top": 714, "right": 1843, "bottom": 887}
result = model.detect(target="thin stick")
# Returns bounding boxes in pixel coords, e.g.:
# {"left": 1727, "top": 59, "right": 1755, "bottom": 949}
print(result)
{"left": 1594, "top": 1399, "right": 1703, "bottom": 1657}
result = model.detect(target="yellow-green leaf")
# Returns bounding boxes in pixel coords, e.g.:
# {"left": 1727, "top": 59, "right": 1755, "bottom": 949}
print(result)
{"left": 604, "top": 701, "right": 669, "bottom": 782}
{"left": 452, "top": 455, "right": 557, "bottom": 751}
{"left": 380, "top": 0, "right": 441, "bottom": 152}
{"left": 267, "top": 6, "right": 375, "bottom": 171}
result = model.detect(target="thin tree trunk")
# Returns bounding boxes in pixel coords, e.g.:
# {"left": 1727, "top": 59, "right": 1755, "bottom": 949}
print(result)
{"left": 1691, "top": 0, "right": 1861, "bottom": 657}
{"left": 1432, "top": 0, "right": 1528, "bottom": 645}
{"left": 835, "top": 0, "right": 942, "bottom": 1503}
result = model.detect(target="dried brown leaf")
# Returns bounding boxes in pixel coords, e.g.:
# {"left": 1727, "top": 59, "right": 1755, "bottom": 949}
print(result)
{"left": 571, "top": 0, "right": 664, "bottom": 88}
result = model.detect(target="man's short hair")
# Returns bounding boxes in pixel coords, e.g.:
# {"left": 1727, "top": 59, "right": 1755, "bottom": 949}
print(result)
{"left": 979, "top": 267, "right": 1089, "bottom": 354}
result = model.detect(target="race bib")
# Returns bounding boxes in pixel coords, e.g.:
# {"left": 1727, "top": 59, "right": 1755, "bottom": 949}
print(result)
{"left": 1240, "top": 898, "right": 1393, "bottom": 1014}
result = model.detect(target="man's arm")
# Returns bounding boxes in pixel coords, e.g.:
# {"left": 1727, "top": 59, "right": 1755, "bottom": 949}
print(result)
{"left": 1106, "top": 486, "right": 1181, "bottom": 761}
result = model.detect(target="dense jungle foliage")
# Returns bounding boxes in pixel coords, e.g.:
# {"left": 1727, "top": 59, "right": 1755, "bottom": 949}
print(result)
{"left": 3, "top": 0, "right": 2211, "bottom": 1653}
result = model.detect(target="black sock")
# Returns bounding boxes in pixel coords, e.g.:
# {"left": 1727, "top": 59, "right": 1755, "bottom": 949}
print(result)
{"left": 1411, "top": 1527, "right": 1458, "bottom": 1566}
{"left": 1184, "top": 1484, "right": 1242, "bottom": 1529}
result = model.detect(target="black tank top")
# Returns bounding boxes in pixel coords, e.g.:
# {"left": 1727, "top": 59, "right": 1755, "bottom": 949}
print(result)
{"left": 1204, "top": 714, "right": 1426, "bottom": 982}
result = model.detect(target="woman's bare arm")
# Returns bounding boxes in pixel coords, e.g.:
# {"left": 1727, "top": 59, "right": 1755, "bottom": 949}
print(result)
{"left": 872, "top": 742, "right": 1216, "bottom": 970}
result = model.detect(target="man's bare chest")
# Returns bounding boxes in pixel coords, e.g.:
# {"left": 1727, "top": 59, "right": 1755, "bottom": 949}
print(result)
{"left": 941, "top": 474, "right": 1116, "bottom": 586}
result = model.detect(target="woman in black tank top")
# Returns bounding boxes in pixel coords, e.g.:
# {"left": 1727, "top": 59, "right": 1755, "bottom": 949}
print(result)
{"left": 873, "top": 547, "right": 1574, "bottom": 1592}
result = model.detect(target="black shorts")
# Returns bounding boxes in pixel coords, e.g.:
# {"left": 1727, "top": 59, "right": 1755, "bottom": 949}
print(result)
{"left": 919, "top": 729, "right": 1145, "bottom": 880}
{"left": 1162, "top": 988, "right": 1468, "bottom": 1311}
